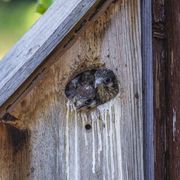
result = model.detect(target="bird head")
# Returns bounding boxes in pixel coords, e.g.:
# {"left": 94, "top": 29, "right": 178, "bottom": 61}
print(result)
{"left": 95, "top": 69, "right": 116, "bottom": 88}
{"left": 73, "top": 84, "right": 97, "bottom": 111}
{"left": 94, "top": 69, "right": 119, "bottom": 104}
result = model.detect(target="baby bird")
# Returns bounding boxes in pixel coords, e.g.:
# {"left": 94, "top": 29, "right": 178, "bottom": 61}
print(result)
{"left": 95, "top": 69, "right": 119, "bottom": 105}
{"left": 65, "top": 68, "right": 119, "bottom": 111}
{"left": 73, "top": 85, "right": 96, "bottom": 110}
{"left": 65, "top": 70, "right": 97, "bottom": 111}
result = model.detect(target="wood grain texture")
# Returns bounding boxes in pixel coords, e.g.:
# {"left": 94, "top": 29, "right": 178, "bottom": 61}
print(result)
{"left": 0, "top": 0, "right": 113, "bottom": 117}
{"left": 166, "top": 0, "right": 180, "bottom": 179}
{"left": 0, "top": 0, "right": 144, "bottom": 179}
{"left": 0, "top": 124, "right": 30, "bottom": 180}
{"left": 152, "top": 0, "right": 167, "bottom": 179}
{"left": 141, "top": 0, "right": 154, "bottom": 179}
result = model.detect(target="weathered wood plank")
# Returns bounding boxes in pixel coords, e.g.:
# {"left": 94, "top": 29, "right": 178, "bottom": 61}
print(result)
{"left": 0, "top": 0, "right": 144, "bottom": 179}
{"left": 166, "top": 0, "right": 180, "bottom": 179}
{"left": 0, "top": 124, "right": 30, "bottom": 180}
{"left": 141, "top": 0, "right": 154, "bottom": 179}
{"left": 152, "top": 0, "right": 167, "bottom": 179}
{"left": 0, "top": 0, "right": 113, "bottom": 117}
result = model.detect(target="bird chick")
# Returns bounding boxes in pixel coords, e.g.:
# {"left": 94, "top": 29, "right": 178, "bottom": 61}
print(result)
{"left": 79, "top": 70, "right": 95, "bottom": 86}
{"left": 73, "top": 85, "right": 96, "bottom": 111}
{"left": 65, "top": 75, "right": 80, "bottom": 99}
{"left": 65, "top": 70, "right": 97, "bottom": 111}
{"left": 95, "top": 69, "right": 119, "bottom": 105}
{"left": 65, "top": 68, "right": 119, "bottom": 111}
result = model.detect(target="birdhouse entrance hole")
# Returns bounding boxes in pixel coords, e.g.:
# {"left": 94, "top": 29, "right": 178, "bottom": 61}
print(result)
{"left": 65, "top": 68, "right": 119, "bottom": 111}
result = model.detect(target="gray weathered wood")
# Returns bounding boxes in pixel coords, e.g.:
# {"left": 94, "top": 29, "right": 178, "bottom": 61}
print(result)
{"left": 141, "top": 0, "right": 154, "bottom": 179}
{"left": 0, "top": 0, "right": 113, "bottom": 117}
{"left": 0, "top": 0, "right": 144, "bottom": 179}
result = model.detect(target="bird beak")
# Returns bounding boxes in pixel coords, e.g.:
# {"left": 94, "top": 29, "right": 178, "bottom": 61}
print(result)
{"left": 75, "top": 101, "right": 87, "bottom": 110}
{"left": 76, "top": 104, "right": 89, "bottom": 111}
{"left": 95, "top": 78, "right": 103, "bottom": 88}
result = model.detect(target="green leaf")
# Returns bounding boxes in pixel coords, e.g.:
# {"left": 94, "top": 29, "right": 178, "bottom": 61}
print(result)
{"left": 36, "top": 0, "right": 53, "bottom": 14}
{"left": 36, "top": 4, "right": 47, "bottom": 14}
{"left": 39, "top": 0, "right": 53, "bottom": 7}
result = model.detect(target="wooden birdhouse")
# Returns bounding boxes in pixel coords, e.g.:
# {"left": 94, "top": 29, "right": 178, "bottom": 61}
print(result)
{"left": 1, "top": 0, "right": 178, "bottom": 179}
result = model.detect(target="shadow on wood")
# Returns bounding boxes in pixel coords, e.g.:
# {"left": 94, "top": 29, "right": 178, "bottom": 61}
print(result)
{"left": 0, "top": 124, "right": 30, "bottom": 179}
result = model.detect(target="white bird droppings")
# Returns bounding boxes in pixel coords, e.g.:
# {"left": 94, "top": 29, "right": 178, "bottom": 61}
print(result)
{"left": 65, "top": 99, "right": 123, "bottom": 179}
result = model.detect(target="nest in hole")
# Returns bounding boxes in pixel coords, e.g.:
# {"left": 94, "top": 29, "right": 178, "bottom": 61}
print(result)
{"left": 65, "top": 68, "right": 119, "bottom": 111}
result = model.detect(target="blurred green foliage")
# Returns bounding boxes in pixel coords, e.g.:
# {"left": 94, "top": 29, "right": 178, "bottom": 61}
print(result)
{"left": 36, "top": 0, "right": 53, "bottom": 14}
{"left": 0, "top": 0, "right": 41, "bottom": 59}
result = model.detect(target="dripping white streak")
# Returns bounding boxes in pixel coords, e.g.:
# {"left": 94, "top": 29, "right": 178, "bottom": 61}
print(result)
{"left": 91, "top": 113, "right": 96, "bottom": 174}
{"left": 56, "top": 104, "right": 61, "bottom": 177}
{"left": 105, "top": 108, "right": 110, "bottom": 180}
{"left": 65, "top": 101, "right": 70, "bottom": 180}
{"left": 109, "top": 103, "right": 115, "bottom": 179}
{"left": 99, "top": 101, "right": 118, "bottom": 179}
{"left": 97, "top": 113, "right": 102, "bottom": 164}
{"left": 114, "top": 102, "right": 123, "bottom": 180}
{"left": 82, "top": 113, "right": 88, "bottom": 146}
{"left": 173, "top": 108, "right": 177, "bottom": 142}
{"left": 98, "top": 104, "right": 109, "bottom": 180}
{"left": 74, "top": 108, "right": 79, "bottom": 180}
{"left": 102, "top": 109, "right": 106, "bottom": 180}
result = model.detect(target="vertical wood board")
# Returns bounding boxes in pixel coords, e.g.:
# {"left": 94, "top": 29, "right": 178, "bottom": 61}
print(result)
{"left": 141, "top": 0, "right": 154, "bottom": 179}
{"left": 152, "top": 0, "right": 167, "bottom": 179}
{"left": 166, "top": 0, "right": 180, "bottom": 179}
{"left": 0, "top": 0, "right": 143, "bottom": 180}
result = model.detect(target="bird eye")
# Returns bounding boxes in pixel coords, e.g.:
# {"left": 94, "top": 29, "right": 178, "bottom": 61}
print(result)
{"left": 104, "top": 77, "right": 111, "bottom": 84}
{"left": 85, "top": 99, "right": 93, "bottom": 105}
